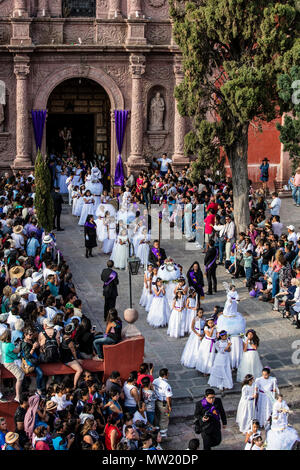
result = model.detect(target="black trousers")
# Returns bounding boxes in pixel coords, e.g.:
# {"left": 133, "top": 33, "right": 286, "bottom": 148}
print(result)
{"left": 104, "top": 295, "right": 117, "bottom": 320}
{"left": 207, "top": 266, "right": 217, "bottom": 294}
{"left": 201, "top": 430, "right": 222, "bottom": 450}
{"left": 53, "top": 211, "right": 62, "bottom": 229}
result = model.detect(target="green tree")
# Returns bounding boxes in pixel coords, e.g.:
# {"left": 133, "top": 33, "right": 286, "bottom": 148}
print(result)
{"left": 34, "top": 149, "right": 54, "bottom": 232}
{"left": 169, "top": 0, "right": 299, "bottom": 232}
{"left": 276, "top": 39, "right": 300, "bottom": 173}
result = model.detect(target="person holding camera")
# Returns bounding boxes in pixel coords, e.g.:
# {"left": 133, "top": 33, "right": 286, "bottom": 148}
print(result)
{"left": 194, "top": 388, "right": 227, "bottom": 450}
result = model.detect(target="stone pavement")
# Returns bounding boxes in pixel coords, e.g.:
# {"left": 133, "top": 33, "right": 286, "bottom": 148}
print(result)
{"left": 56, "top": 195, "right": 300, "bottom": 404}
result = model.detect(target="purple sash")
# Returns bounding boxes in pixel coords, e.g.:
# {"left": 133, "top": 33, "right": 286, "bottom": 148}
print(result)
{"left": 104, "top": 271, "right": 117, "bottom": 287}
{"left": 151, "top": 247, "right": 160, "bottom": 258}
{"left": 200, "top": 397, "right": 220, "bottom": 421}
{"left": 205, "top": 249, "right": 218, "bottom": 273}
{"left": 205, "top": 336, "right": 216, "bottom": 352}
{"left": 84, "top": 222, "right": 96, "bottom": 229}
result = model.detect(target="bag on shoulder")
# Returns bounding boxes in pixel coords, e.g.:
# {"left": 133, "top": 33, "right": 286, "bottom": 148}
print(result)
{"left": 41, "top": 331, "right": 60, "bottom": 363}
{"left": 21, "top": 357, "right": 35, "bottom": 374}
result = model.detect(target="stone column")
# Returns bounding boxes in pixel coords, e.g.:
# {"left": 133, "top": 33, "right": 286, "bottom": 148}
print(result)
{"left": 13, "top": 0, "right": 28, "bottom": 17}
{"left": 37, "top": 0, "right": 49, "bottom": 17}
{"left": 14, "top": 56, "right": 31, "bottom": 169}
{"left": 127, "top": 54, "right": 148, "bottom": 173}
{"left": 108, "top": 0, "right": 122, "bottom": 18}
{"left": 128, "top": 0, "right": 142, "bottom": 18}
{"left": 172, "top": 56, "right": 186, "bottom": 167}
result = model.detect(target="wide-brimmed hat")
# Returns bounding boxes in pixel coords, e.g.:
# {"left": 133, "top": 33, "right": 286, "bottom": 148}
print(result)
{"left": 18, "top": 287, "right": 30, "bottom": 296}
{"left": 13, "top": 225, "right": 23, "bottom": 234}
{"left": 43, "top": 235, "right": 53, "bottom": 244}
{"left": 5, "top": 432, "right": 19, "bottom": 445}
{"left": 9, "top": 266, "right": 25, "bottom": 279}
{"left": 32, "top": 271, "right": 43, "bottom": 283}
{"left": 46, "top": 401, "right": 58, "bottom": 411}
{"left": 43, "top": 318, "right": 54, "bottom": 328}
{"left": 287, "top": 225, "right": 295, "bottom": 231}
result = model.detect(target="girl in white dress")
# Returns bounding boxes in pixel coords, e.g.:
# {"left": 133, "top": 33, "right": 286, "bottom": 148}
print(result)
{"left": 66, "top": 174, "right": 74, "bottom": 206}
{"left": 78, "top": 190, "right": 95, "bottom": 226}
{"left": 181, "top": 308, "right": 205, "bottom": 368}
{"left": 184, "top": 197, "right": 193, "bottom": 240}
{"left": 167, "top": 290, "right": 186, "bottom": 338}
{"left": 136, "top": 228, "right": 150, "bottom": 267}
{"left": 236, "top": 374, "right": 256, "bottom": 433}
{"left": 250, "top": 434, "right": 265, "bottom": 450}
{"left": 95, "top": 208, "right": 107, "bottom": 243}
{"left": 145, "top": 268, "right": 158, "bottom": 312}
{"left": 74, "top": 185, "right": 86, "bottom": 218}
{"left": 237, "top": 329, "right": 263, "bottom": 382}
{"left": 140, "top": 265, "right": 153, "bottom": 307}
{"left": 208, "top": 330, "right": 233, "bottom": 391}
{"left": 71, "top": 186, "right": 79, "bottom": 216}
{"left": 102, "top": 216, "right": 116, "bottom": 254}
{"left": 185, "top": 288, "right": 199, "bottom": 334}
{"left": 254, "top": 367, "right": 279, "bottom": 428}
{"left": 195, "top": 318, "right": 217, "bottom": 375}
{"left": 59, "top": 168, "right": 69, "bottom": 194}
{"left": 266, "top": 395, "right": 299, "bottom": 450}
{"left": 110, "top": 229, "right": 129, "bottom": 270}
{"left": 244, "top": 420, "right": 261, "bottom": 450}
{"left": 147, "top": 278, "right": 170, "bottom": 328}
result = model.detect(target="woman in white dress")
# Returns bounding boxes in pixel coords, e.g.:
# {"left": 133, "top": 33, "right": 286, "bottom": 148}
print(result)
{"left": 147, "top": 278, "right": 170, "bottom": 328}
{"left": 167, "top": 290, "right": 186, "bottom": 338}
{"left": 140, "top": 265, "right": 153, "bottom": 307}
{"left": 236, "top": 374, "right": 256, "bottom": 433}
{"left": 244, "top": 420, "right": 261, "bottom": 450}
{"left": 237, "top": 329, "right": 263, "bottom": 382}
{"left": 78, "top": 190, "right": 95, "bottom": 226}
{"left": 110, "top": 229, "right": 129, "bottom": 270}
{"left": 102, "top": 216, "right": 116, "bottom": 254}
{"left": 266, "top": 395, "right": 299, "bottom": 450}
{"left": 145, "top": 267, "right": 158, "bottom": 312}
{"left": 254, "top": 367, "right": 279, "bottom": 428}
{"left": 185, "top": 288, "right": 199, "bottom": 334}
{"left": 181, "top": 308, "right": 205, "bottom": 368}
{"left": 184, "top": 196, "right": 193, "bottom": 240}
{"left": 136, "top": 228, "right": 150, "bottom": 267}
{"left": 208, "top": 330, "right": 233, "bottom": 391}
{"left": 59, "top": 167, "right": 69, "bottom": 194}
{"left": 217, "top": 285, "right": 246, "bottom": 369}
{"left": 195, "top": 318, "right": 217, "bottom": 375}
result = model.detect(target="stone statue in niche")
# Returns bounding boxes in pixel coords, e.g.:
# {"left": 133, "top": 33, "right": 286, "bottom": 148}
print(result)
{"left": 0, "top": 81, "right": 6, "bottom": 132}
{"left": 149, "top": 91, "right": 165, "bottom": 131}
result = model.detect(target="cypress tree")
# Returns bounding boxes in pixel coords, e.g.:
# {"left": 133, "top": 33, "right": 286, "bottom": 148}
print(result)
{"left": 169, "top": 0, "right": 299, "bottom": 232}
{"left": 34, "top": 149, "right": 54, "bottom": 232}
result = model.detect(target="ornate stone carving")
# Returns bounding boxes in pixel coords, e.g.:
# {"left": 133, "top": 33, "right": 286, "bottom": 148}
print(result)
{"left": 0, "top": 0, "right": 13, "bottom": 17}
{"left": 149, "top": 0, "right": 166, "bottom": 7}
{"left": 149, "top": 92, "right": 165, "bottom": 131}
{"left": 146, "top": 24, "right": 171, "bottom": 45}
{"left": 97, "top": 24, "right": 126, "bottom": 45}
{"left": 173, "top": 56, "right": 186, "bottom": 162}
{"left": 64, "top": 23, "right": 95, "bottom": 44}
{"left": 14, "top": 62, "right": 30, "bottom": 79}
{"left": 130, "top": 54, "right": 146, "bottom": 77}
{"left": 0, "top": 24, "right": 11, "bottom": 44}
{"left": 14, "top": 56, "right": 31, "bottom": 166}
{"left": 0, "top": 80, "right": 6, "bottom": 132}
{"left": 103, "top": 65, "right": 129, "bottom": 88}
{"left": 32, "top": 22, "right": 63, "bottom": 45}
{"left": 145, "top": 63, "right": 173, "bottom": 81}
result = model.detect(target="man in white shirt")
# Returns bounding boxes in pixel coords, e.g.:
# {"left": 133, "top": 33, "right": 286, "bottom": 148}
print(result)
{"left": 11, "top": 226, "right": 25, "bottom": 250}
{"left": 153, "top": 368, "right": 173, "bottom": 438}
{"left": 272, "top": 215, "right": 283, "bottom": 237}
{"left": 287, "top": 225, "right": 298, "bottom": 247}
{"left": 158, "top": 153, "right": 172, "bottom": 177}
{"left": 269, "top": 192, "right": 281, "bottom": 216}
{"left": 223, "top": 216, "right": 236, "bottom": 267}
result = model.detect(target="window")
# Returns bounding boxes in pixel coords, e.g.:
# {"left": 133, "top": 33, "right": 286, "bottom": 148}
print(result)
{"left": 62, "top": 0, "right": 96, "bottom": 17}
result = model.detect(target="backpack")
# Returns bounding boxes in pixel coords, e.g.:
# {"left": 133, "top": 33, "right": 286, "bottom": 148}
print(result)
{"left": 41, "top": 330, "right": 60, "bottom": 363}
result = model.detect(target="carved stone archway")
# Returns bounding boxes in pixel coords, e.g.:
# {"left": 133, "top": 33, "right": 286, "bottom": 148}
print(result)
{"left": 33, "top": 64, "right": 125, "bottom": 177}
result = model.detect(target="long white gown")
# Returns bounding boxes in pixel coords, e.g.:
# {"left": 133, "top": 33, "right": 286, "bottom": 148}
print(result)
{"left": 102, "top": 221, "right": 116, "bottom": 254}
{"left": 74, "top": 194, "right": 85, "bottom": 217}
{"left": 184, "top": 202, "right": 193, "bottom": 239}
{"left": 195, "top": 326, "right": 217, "bottom": 374}
{"left": 167, "top": 298, "right": 186, "bottom": 338}
{"left": 244, "top": 429, "right": 262, "bottom": 450}
{"left": 181, "top": 317, "right": 204, "bottom": 368}
{"left": 147, "top": 287, "right": 170, "bottom": 328}
{"left": 95, "top": 215, "right": 107, "bottom": 242}
{"left": 110, "top": 234, "right": 129, "bottom": 269}
{"left": 217, "top": 290, "right": 246, "bottom": 369}
{"left": 140, "top": 270, "right": 152, "bottom": 307}
{"left": 236, "top": 339, "right": 263, "bottom": 383}
{"left": 236, "top": 383, "right": 256, "bottom": 433}
{"left": 255, "top": 376, "right": 279, "bottom": 427}
{"left": 78, "top": 198, "right": 95, "bottom": 226}
{"left": 145, "top": 275, "right": 157, "bottom": 312}
{"left": 208, "top": 339, "right": 233, "bottom": 390}
{"left": 59, "top": 172, "right": 69, "bottom": 193}
{"left": 72, "top": 191, "right": 79, "bottom": 216}
{"left": 136, "top": 232, "right": 150, "bottom": 267}
{"left": 266, "top": 400, "right": 299, "bottom": 450}
{"left": 185, "top": 295, "right": 198, "bottom": 333}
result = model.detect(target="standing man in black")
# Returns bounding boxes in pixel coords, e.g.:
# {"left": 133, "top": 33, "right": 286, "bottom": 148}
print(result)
{"left": 51, "top": 186, "right": 64, "bottom": 231}
{"left": 101, "top": 260, "right": 119, "bottom": 321}
{"left": 194, "top": 388, "right": 227, "bottom": 450}
{"left": 204, "top": 239, "right": 218, "bottom": 295}
{"left": 148, "top": 239, "right": 167, "bottom": 267}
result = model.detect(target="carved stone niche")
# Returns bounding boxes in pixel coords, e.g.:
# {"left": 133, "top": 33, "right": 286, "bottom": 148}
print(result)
{"left": 146, "top": 85, "right": 168, "bottom": 151}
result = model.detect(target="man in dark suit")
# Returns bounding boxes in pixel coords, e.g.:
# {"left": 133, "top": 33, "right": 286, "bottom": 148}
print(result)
{"left": 51, "top": 187, "right": 64, "bottom": 231}
{"left": 204, "top": 239, "right": 218, "bottom": 295}
{"left": 148, "top": 239, "right": 167, "bottom": 267}
{"left": 194, "top": 388, "right": 227, "bottom": 450}
{"left": 101, "top": 260, "right": 119, "bottom": 321}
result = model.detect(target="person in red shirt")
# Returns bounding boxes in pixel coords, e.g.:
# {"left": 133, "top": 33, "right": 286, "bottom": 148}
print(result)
{"left": 206, "top": 196, "right": 218, "bottom": 214}
{"left": 204, "top": 209, "right": 216, "bottom": 253}
{"left": 137, "top": 363, "right": 154, "bottom": 388}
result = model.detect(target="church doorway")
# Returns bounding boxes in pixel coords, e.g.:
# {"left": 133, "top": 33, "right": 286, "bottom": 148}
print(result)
{"left": 46, "top": 77, "right": 111, "bottom": 162}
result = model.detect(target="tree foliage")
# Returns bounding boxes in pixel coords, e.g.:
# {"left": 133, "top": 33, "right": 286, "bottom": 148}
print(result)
{"left": 169, "top": 0, "right": 299, "bottom": 231}
{"left": 34, "top": 149, "right": 54, "bottom": 232}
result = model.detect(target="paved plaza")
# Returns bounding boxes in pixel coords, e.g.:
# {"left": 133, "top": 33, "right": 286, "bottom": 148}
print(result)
{"left": 56, "top": 195, "right": 300, "bottom": 449}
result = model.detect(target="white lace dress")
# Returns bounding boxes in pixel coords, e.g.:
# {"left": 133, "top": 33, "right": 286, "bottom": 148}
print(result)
{"left": 266, "top": 400, "right": 299, "bottom": 450}
{"left": 208, "top": 339, "right": 233, "bottom": 390}
{"left": 236, "top": 383, "right": 256, "bottom": 433}
{"left": 236, "top": 340, "right": 263, "bottom": 383}
{"left": 254, "top": 376, "right": 279, "bottom": 427}
{"left": 195, "top": 326, "right": 217, "bottom": 374}
{"left": 147, "top": 287, "right": 170, "bottom": 328}
{"left": 167, "top": 298, "right": 186, "bottom": 338}
{"left": 181, "top": 318, "right": 203, "bottom": 368}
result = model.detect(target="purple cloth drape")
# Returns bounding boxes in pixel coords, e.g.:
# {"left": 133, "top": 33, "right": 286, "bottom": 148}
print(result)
{"left": 31, "top": 109, "right": 47, "bottom": 150}
{"left": 114, "top": 110, "right": 129, "bottom": 187}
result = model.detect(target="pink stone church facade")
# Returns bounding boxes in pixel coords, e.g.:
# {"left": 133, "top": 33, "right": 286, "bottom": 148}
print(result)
{"left": 0, "top": 0, "right": 292, "bottom": 183}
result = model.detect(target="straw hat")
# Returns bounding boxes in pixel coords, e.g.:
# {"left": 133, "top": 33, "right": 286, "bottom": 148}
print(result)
{"left": 32, "top": 271, "right": 43, "bottom": 283}
{"left": 5, "top": 432, "right": 19, "bottom": 445}
{"left": 9, "top": 265, "right": 25, "bottom": 279}
{"left": 13, "top": 225, "right": 23, "bottom": 234}
{"left": 46, "top": 401, "right": 58, "bottom": 412}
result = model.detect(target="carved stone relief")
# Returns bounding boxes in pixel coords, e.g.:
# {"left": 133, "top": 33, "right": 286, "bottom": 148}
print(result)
{"left": 64, "top": 23, "right": 95, "bottom": 44}
{"left": 146, "top": 24, "right": 171, "bottom": 45}
{"left": 103, "top": 64, "right": 130, "bottom": 88}
{"left": 97, "top": 24, "right": 126, "bottom": 44}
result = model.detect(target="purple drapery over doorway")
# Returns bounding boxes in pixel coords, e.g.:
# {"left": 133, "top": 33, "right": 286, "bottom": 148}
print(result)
{"left": 114, "top": 109, "right": 129, "bottom": 187}
{"left": 31, "top": 109, "right": 47, "bottom": 150}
